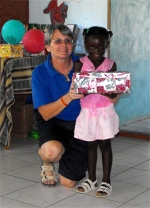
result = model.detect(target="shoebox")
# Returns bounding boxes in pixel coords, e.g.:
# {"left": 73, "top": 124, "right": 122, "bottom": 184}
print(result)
{"left": 0, "top": 44, "right": 23, "bottom": 58}
{"left": 74, "top": 71, "right": 131, "bottom": 94}
{"left": 11, "top": 94, "right": 34, "bottom": 138}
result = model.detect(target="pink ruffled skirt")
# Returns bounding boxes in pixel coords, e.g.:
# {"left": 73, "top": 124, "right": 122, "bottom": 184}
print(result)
{"left": 74, "top": 104, "right": 119, "bottom": 141}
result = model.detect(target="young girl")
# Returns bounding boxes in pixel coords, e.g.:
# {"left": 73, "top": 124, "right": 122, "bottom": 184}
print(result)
{"left": 74, "top": 26, "right": 120, "bottom": 197}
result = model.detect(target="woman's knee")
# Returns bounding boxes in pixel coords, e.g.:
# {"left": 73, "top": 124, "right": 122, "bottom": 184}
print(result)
{"left": 38, "top": 140, "right": 65, "bottom": 162}
{"left": 59, "top": 174, "right": 77, "bottom": 188}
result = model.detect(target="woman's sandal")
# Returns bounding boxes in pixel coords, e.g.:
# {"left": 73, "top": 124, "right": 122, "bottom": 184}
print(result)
{"left": 96, "top": 182, "right": 112, "bottom": 197}
{"left": 76, "top": 179, "right": 98, "bottom": 193}
{"left": 41, "top": 165, "right": 57, "bottom": 187}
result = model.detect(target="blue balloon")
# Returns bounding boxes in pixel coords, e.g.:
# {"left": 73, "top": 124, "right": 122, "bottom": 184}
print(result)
{"left": 2, "top": 20, "right": 25, "bottom": 44}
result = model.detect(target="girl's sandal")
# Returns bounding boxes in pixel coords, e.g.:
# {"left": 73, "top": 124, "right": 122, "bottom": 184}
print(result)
{"left": 96, "top": 182, "right": 112, "bottom": 197}
{"left": 76, "top": 179, "right": 98, "bottom": 193}
{"left": 41, "top": 165, "right": 57, "bottom": 187}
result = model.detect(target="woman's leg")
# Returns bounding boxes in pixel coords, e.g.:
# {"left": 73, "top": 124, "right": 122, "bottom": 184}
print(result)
{"left": 59, "top": 137, "right": 87, "bottom": 188}
{"left": 59, "top": 174, "right": 77, "bottom": 188}
{"left": 98, "top": 139, "right": 112, "bottom": 183}
{"left": 38, "top": 140, "right": 65, "bottom": 186}
{"left": 38, "top": 140, "right": 65, "bottom": 163}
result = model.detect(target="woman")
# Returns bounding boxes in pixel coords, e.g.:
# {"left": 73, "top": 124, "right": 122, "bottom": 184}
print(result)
{"left": 32, "top": 24, "right": 87, "bottom": 188}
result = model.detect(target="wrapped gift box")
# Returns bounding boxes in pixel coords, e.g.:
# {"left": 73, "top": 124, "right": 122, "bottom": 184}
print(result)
{"left": 0, "top": 44, "right": 23, "bottom": 58}
{"left": 74, "top": 71, "right": 131, "bottom": 94}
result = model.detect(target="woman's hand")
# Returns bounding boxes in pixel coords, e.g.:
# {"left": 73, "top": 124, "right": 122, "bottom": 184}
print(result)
{"left": 106, "top": 94, "right": 121, "bottom": 103}
{"left": 68, "top": 78, "right": 84, "bottom": 100}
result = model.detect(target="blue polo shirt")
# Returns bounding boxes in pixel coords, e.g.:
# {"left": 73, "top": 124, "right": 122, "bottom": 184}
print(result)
{"left": 32, "top": 53, "right": 81, "bottom": 121}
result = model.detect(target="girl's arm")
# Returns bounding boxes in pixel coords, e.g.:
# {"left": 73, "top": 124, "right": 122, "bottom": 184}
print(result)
{"left": 74, "top": 59, "right": 83, "bottom": 73}
{"left": 109, "top": 61, "right": 117, "bottom": 72}
{"left": 105, "top": 61, "right": 120, "bottom": 100}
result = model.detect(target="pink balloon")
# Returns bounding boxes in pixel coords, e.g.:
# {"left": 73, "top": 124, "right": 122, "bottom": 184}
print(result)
{"left": 22, "top": 29, "right": 45, "bottom": 54}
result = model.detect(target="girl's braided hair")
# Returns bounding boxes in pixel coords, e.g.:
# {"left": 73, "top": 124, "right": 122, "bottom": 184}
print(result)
{"left": 83, "top": 26, "right": 113, "bottom": 41}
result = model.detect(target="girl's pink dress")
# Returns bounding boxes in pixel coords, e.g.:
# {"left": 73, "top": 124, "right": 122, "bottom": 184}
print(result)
{"left": 74, "top": 56, "right": 119, "bottom": 141}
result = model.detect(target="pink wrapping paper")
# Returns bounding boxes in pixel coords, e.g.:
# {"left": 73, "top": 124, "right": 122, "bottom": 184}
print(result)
{"left": 74, "top": 71, "right": 131, "bottom": 94}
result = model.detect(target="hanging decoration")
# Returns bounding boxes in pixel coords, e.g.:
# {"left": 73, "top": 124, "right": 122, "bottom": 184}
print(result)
{"left": 43, "top": 0, "right": 68, "bottom": 25}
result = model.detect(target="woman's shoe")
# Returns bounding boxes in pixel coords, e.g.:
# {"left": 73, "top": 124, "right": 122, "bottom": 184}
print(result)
{"left": 41, "top": 164, "right": 57, "bottom": 187}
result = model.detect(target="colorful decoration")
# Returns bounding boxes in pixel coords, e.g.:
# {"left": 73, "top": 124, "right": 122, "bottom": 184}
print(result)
{"left": 43, "top": 0, "right": 68, "bottom": 24}
{"left": 0, "top": 44, "right": 23, "bottom": 58}
{"left": 1, "top": 20, "right": 25, "bottom": 44}
{"left": 22, "top": 29, "right": 45, "bottom": 54}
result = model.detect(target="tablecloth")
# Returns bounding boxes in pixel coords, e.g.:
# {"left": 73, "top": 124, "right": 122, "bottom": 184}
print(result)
{"left": 0, "top": 55, "right": 47, "bottom": 148}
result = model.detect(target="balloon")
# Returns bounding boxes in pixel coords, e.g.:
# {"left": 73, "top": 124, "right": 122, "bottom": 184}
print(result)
{"left": 22, "top": 29, "right": 45, "bottom": 54}
{"left": 2, "top": 20, "right": 25, "bottom": 44}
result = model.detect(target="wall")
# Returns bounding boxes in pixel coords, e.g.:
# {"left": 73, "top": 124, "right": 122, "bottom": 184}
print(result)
{"left": 29, "top": 0, "right": 150, "bottom": 125}
{"left": 0, "top": 0, "right": 29, "bottom": 31}
{"left": 29, "top": 0, "right": 108, "bottom": 53}
{"left": 110, "top": 0, "right": 150, "bottom": 125}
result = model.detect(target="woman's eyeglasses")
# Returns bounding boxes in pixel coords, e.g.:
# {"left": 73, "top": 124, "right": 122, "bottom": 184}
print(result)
{"left": 51, "top": 38, "right": 73, "bottom": 45}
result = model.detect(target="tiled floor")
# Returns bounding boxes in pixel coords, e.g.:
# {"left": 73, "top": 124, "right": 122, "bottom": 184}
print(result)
{"left": 119, "top": 116, "right": 150, "bottom": 140}
{"left": 0, "top": 118, "right": 150, "bottom": 208}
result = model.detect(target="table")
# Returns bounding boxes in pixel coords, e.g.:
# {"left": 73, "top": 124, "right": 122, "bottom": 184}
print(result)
{"left": 0, "top": 55, "right": 47, "bottom": 149}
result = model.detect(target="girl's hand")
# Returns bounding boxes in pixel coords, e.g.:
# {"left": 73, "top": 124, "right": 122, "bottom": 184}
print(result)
{"left": 106, "top": 94, "right": 121, "bottom": 103}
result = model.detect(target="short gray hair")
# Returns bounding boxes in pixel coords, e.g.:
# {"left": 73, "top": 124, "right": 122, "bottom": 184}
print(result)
{"left": 45, "top": 24, "right": 73, "bottom": 45}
